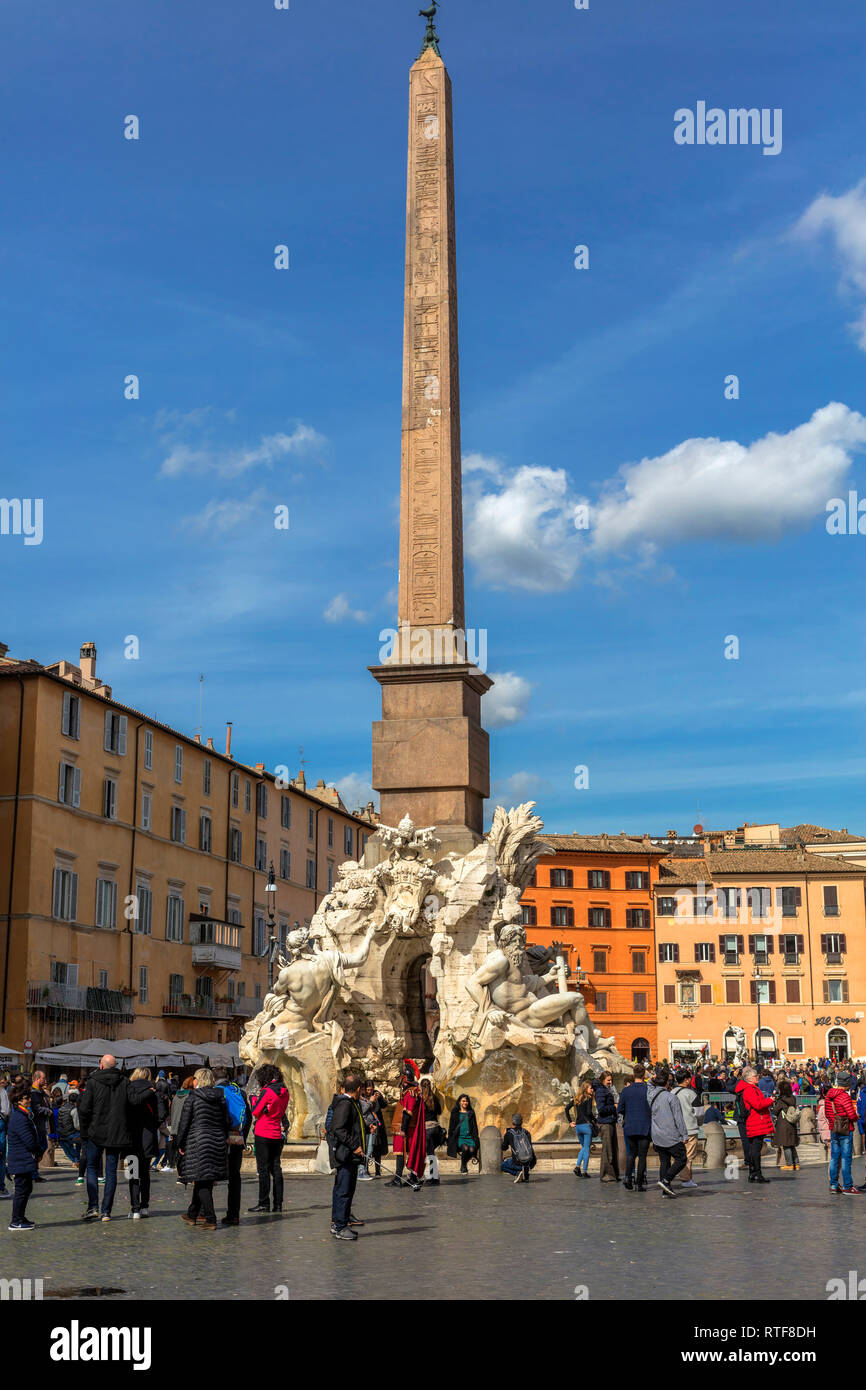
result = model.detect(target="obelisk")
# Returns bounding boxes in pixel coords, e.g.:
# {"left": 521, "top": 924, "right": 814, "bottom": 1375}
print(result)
{"left": 370, "top": 4, "right": 492, "bottom": 849}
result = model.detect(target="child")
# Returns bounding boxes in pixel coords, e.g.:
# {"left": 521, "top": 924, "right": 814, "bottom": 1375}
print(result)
{"left": 7, "top": 1081, "right": 46, "bottom": 1231}
{"left": 501, "top": 1112, "right": 537, "bottom": 1183}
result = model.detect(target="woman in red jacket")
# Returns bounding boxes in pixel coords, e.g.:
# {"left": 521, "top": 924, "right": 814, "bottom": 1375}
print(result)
{"left": 248, "top": 1065, "right": 290, "bottom": 1214}
{"left": 735, "top": 1067, "right": 775, "bottom": 1184}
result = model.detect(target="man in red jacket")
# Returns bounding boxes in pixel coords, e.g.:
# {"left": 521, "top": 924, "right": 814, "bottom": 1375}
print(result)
{"left": 735, "top": 1067, "right": 774, "bottom": 1184}
{"left": 825, "top": 1073, "right": 859, "bottom": 1195}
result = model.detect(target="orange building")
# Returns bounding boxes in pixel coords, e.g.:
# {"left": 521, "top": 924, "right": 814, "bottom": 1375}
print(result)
{"left": 522, "top": 834, "right": 668, "bottom": 1062}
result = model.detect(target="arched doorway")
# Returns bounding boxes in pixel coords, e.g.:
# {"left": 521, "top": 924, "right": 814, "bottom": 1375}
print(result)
{"left": 754, "top": 1028, "right": 776, "bottom": 1063}
{"left": 631, "top": 1037, "right": 650, "bottom": 1062}
{"left": 828, "top": 1027, "right": 850, "bottom": 1062}
{"left": 403, "top": 954, "right": 437, "bottom": 1066}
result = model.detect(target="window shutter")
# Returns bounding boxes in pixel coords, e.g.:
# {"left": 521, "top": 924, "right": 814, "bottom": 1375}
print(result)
{"left": 750, "top": 980, "right": 757, "bottom": 1004}
{"left": 567, "top": 870, "right": 573, "bottom": 888}
{"left": 718, "top": 934, "right": 725, "bottom": 954}
{"left": 62, "top": 691, "right": 71, "bottom": 733}
{"left": 626, "top": 910, "right": 632, "bottom": 929}
{"left": 605, "top": 907, "right": 612, "bottom": 929}
{"left": 700, "top": 985, "right": 712, "bottom": 1004}
{"left": 73, "top": 768, "right": 81, "bottom": 807}
{"left": 180, "top": 809, "right": 187, "bottom": 843}
{"left": 663, "top": 984, "right": 675, "bottom": 1004}
{"left": 709, "top": 943, "right": 715, "bottom": 962}
{"left": 694, "top": 943, "right": 701, "bottom": 962}
{"left": 658, "top": 944, "right": 665, "bottom": 962}
{"left": 768, "top": 981, "right": 776, "bottom": 1004}
{"left": 823, "top": 980, "right": 830, "bottom": 1003}
{"left": 775, "top": 888, "right": 782, "bottom": 907}
{"left": 567, "top": 907, "right": 574, "bottom": 928}
{"left": 104, "top": 710, "right": 112, "bottom": 750}
{"left": 118, "top": 716, "right": 127, "bottom": 754}
{"left": 795, "top": 888, "right": 802, "bottom": 906}
{"left": 766, "top": 935, "right": 774, "bottom": 954}
{"left": 605, "top": 871, "right": 611, "bottom": 889}
{"left": 737, "top": 935, "right": 744, "bottom": 954}
{"left": 69, "top": 874, "right": 78, "bottom": 922}
{"left": 673, "top": 943, "right": 680, "bottom": 963}
{"left": 842, "top": 979, "right": 850, "bottom": 1002}
{"left": 748, "top": 934, "right": 755, "bottom": 954}
{"left": 821, "top": 934, "right": 828, "bottom": 953}
{"left": 797, "top": 934, "right": 804, "bottom": 954}
{"left": 58, "top": 763, "right": 65, "bottom": 801}
{"left": 52, "top": 869, "right": 62, "bottom": 917}
{"left": 840, "top": 934, "right": 847, "bottom": 953}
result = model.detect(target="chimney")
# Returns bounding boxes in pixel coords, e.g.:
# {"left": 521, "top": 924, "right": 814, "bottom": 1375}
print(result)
{"left": 80, "top": 642, "right": 97, "bottom": 686}
{"left": 205, "top": 737, "right": 215, "bottom": 751}
{"left": 296, "top": 770, "right": 306, "bottom": 790}
{"left": 225, "top": 722, "right": 233, "bottom": 757}
{"left": 255, "top": 763, "right": 265, "bottom": 773}
{"left": 0, "top": 642, "right": 8, "bottom": 659}
{"left": 193, "top": 734, "right": 201, "bottom": 743}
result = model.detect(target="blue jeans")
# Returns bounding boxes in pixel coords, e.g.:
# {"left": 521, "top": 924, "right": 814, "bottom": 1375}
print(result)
{"left": 829, "top": 1132, "right": 853, "bottom": 1190}
{"left": 86, "top": 1141, "right": 120, "bottom": 1214}
{"left": 574, "top": 1123, "right": 592, "bottom": 1173}
{"left": 0, "top": 1116, "right": 7, "bottom": 1190}
{"left": 59, "top": 1136, "right": 81, "bottom": 1165}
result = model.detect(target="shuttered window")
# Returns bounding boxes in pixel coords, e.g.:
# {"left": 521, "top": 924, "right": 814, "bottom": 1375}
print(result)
{"left": 61, "top": 691, "right": 81, "bottom": 739}
{"left": 95, "top": 878, "right": 117, "bottom": 929}
{"left": 104, "top": 712, "right": 128, "bottom": 755}
{"left": 52, "top": 868, "right": 78, "bottom": 921}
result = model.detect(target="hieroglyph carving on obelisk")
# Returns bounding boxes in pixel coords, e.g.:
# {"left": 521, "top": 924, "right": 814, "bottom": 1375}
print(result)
{"left": 397, "top": 46, "right": 465, "bottom": 663}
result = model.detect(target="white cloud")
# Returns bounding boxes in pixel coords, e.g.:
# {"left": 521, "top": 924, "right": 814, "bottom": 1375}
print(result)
{"left": 324, "top": 594, "right": 369, "bottom": 624}
{"left": 795, "top": 178, "right": 866, "bottom": 349}
{"left": 463, "top": 453, "right": 585, "bottom": 591}
{"left": 332, "top": 773, "right": 378, "bottom": 813}
{"left": 183, "top": 490, "right": 270, "bottom": 535}
{"left": 490, "top": 771, "right": 547, "bottom": 804}
{"left": 159, "top": 421, "right": 324, "bottom": 478}
{"left": 591, "top": 403, "right": 866, "bottom": 551}
{"left": 484, "top": 672, "right": 532, "bottom": 728}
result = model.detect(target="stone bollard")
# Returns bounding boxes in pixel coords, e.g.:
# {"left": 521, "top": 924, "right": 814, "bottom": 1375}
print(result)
{"left": 854, "top": 1129, "right": 864, "bottom": 1158}
{"left": 797, "top": 1107, "right": 817, "bottom": 1145}
{"left": 616, "top": 1123, "right": 628, "bottom": 1173}
{"left": 480, "top": 1125, "right": 502, "bottom": 1175}
{"left": 702, "top": 1121, "right": 727, "bottom": 1170}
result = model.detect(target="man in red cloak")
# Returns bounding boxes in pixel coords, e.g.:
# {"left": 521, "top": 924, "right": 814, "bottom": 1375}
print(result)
{"left": 387, "top": 1059, "right": 425, "bottom": 1191}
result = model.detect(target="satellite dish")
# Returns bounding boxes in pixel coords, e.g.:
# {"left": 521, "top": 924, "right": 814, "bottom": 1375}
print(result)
{"left": 694, "top": 824, "right": 704, "bottom": 834}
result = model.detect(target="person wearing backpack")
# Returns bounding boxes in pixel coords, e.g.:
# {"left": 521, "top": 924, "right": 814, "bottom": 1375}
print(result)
{"left": 215, "top": 1068, "right": 253, "bottom": 1226}
{"left": 593, "top": 1073, "right": 620, "bottom": 1183}
{"left": 825, "top": 1071, "right": 859, "bottom": 1195}
{"left": 647, "top": 1068, "right": 689, "bottom": 1198}
{"left": 501, "top": 1113, "right": 536, "bottom": 1183}
{"left": 734, "top": 1067, "right": 775, "bottom": 1184}
{"left": 772, "top": 1079, "right": 800, "bottom": 1171}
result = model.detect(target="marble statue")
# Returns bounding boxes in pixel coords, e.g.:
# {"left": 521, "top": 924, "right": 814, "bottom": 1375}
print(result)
{"left": 728, "top": 1022, "right": 749, "bottom": 1068}
{"left": 240, "top": 803, "right": 632, "bottom": 1139}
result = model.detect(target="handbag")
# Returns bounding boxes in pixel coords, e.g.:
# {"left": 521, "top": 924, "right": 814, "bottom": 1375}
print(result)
{"left": 226, "top": 1132, "right": 245, "bottom": 1147}
{"left": 833, "top": 1113, "right": 853, "bottom": 1136}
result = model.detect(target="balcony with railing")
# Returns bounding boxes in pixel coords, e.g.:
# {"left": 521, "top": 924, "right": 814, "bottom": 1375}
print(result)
{"left": 163, "top": 994, "right": 233, "bottom": 1019}
{"left": 231, "top": 996, "right": 257, "bottom": 1017}
{"left": 27, "top": 981, "right": 134, "bottom": 1019}
{"left": 189, "top": 914, "right": 242, "bottom": 971}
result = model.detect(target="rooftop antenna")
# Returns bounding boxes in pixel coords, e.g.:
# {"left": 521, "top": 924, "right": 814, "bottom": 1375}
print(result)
{"left": 197, "top": 674, "right": 204, "bottom": 739}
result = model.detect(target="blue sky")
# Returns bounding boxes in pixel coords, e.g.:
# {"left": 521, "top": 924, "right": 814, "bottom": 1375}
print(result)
{"left": 2, "top": 0, "right": 866, "bottom": 836}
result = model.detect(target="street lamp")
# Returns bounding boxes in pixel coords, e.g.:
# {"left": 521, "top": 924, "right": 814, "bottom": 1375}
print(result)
{"left": 265, "top": 861, "right": 279, "bottom": 991}
{"left": 753, "top": 965, "right": 763, "bottom": 1068}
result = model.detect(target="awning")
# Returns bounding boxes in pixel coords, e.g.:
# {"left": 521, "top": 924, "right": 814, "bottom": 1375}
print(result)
{"left": 33, "top": 1036, "right": 240, "bottom": 1069}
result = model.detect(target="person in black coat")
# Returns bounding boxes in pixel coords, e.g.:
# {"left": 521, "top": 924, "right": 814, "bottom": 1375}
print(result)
{"left": 176, "top": 1068, "right": 230, "bottom": 1231}
{"left": 593, "top": 1073, "right": 620, "bottom": 1183}
{"left": 126, "top": 1068, "right": 159, "bottom": 1218}
{"left": 28, "top": 1071, "right": 52, "bottom": 1182}
{"left": 78, "top": 1054, "right": 136, "bottom": 1221}
{"left": 446, "top": 1094, "right": 481, "bottom": 1173}
{"left": 6, "top": 1082, "right": 46, "bottom": 1230}
{"left": 330, "top": 1075, "right": 365, "bottom": 1241}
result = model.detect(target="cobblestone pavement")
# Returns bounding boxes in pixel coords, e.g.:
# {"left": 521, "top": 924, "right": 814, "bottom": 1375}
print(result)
{"left": 0, "top": 1161, "right": 861, "bottom": 1301}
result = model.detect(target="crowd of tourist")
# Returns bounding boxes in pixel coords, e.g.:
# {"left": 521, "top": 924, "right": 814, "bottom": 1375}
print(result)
{"left": 1, "top": 1052, "right": 864, "bottom": 1239}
